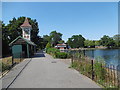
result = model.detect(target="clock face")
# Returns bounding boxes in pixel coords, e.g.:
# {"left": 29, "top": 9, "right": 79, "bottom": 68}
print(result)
{"left": 24, "top": 28, "right": 29, "bottom": 34}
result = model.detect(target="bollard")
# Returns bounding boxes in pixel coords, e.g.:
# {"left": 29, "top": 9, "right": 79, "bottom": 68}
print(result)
{"left": 91, "top": 60, "right": 94, "bottom": 80}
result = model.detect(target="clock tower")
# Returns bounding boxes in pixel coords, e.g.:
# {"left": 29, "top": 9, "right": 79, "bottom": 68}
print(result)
{"left": 20, "top": 17, "right": 32, "bottom": 40}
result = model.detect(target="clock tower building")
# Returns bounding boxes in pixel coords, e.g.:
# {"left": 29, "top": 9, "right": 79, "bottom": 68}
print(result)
{"left": 20, "top": 17, "right": 32, "bottom": 40}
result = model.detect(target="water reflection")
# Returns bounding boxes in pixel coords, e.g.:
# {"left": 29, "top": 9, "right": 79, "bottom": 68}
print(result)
{"left": 85, "top": 49, "right": 120, "bottom": 66}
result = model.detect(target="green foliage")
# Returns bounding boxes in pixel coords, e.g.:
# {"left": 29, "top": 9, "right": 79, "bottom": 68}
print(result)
{"left": 71, "top": 52, "right": 111, "bottom": 88}
{"left": 94, "top": 61, "right": 106, "bottom": 81}
{"left": 50, "top": 31, "right": 63, "bottom": 47}
{"left": 58, "top": 40, "right": 65, "bottom": 44}
{"left": 0, "top": 61, "right": 10, "bottom": 72}
{"left": 113, "top": 34, "right": 120, "bottom": 47}
{"left": 100, "top": 35, "right": 116, "bottom": 48}
{"left": 46, "top": 48, "right": 60, "bottom": 56}
{"left": 46, "top": 48, "right": 68, "bottom": 59}
{"left": 67, "top": 34, "right": 85, "bottom": 48}
{"left": 95, "top": 40, "right": 100, "bottom": 46}
{"left": 55, "top": 52, "right": 68, "bottom": 59}
{"left": 84, "top": 40, "right": 95, "bottom": 47}
{"left": 42, "top": 35, "right": 50, "bottom": 48}
{"left": 46, "top": 42, "right": 52, "bottom": 49}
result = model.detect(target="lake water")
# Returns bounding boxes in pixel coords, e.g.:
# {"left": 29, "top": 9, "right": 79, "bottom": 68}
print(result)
{"left": 84, "top": 49, "right": 120, "bottom": 67}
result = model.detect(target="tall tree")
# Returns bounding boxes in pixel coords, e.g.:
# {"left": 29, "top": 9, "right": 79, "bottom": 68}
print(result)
{"left": 2, "top": 21, "right": 10, "bottom": 57}
{"left": 49, "top": 31, "right": 62, "bottom": 46}
{"left": 113, "top": 34, "right": 120, "bottom": 47}
{"left": 67, "top": 34, "right": 85, "bottom": 48}
{"left": 100, "top": 35, "right": 115, "bottom": 48}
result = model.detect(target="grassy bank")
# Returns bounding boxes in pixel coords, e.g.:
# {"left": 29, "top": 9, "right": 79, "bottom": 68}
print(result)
{"left": 0, "top": 56, "right": 24, "bottom": 72}
{"left": 71, "top": 52, "right": 119, "bottom": 88}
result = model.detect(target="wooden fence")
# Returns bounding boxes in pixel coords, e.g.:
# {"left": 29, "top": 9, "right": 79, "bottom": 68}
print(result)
{"left": 71, "top": 53, "right": 120, "bottom": 88}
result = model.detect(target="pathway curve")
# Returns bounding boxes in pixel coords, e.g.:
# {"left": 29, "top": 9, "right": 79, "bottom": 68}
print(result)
{"left": 9, "top": 51, "right": 101, "bottom": 88}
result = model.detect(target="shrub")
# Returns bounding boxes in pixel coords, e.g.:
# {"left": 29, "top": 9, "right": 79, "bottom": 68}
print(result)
{"left": 0, "top": 61, "right": 10, "bottom": 72}
{"left": 46, "top": 48, "right": 60, "bottom": 55}
{"left": 46, "top": 42, "right": 52, "bottom": 49}
{"left": 55, "top": 52, "right": 68, "bottom": 59}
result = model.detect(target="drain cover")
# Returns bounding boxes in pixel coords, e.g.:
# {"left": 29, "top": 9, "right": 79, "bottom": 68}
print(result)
{"left": 51, "top": 61, "right": 57, "bottom": 63}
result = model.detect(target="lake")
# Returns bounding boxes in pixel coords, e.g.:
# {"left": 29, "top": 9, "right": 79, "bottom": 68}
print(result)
{"left": 84, "top": 49, "right": 120, "bottom": 67}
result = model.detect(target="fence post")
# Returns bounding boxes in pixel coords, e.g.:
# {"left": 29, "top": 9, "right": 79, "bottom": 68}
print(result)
{"left": 71, "top": 55, "right": 73, "bottom": 65}
{"left": 20, "top": 52, "right": 22, "bottom": 62}
{"left": 117, "top": 65, "right": 120, "bottom": 88}
{"left": 91, "top": 60, "right": 94, "bottom": 80}
{"left": 12, "top": 53, "right": 14, "bottom": 66}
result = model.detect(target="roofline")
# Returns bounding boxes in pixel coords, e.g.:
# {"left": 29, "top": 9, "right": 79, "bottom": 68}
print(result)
{"left": 9, "top": 36, "right": 36, "bottom": 46}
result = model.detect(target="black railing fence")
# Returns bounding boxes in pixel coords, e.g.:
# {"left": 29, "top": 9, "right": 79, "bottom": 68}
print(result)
{"left": 71, "top": 52, "right": 120, "bottom": 88}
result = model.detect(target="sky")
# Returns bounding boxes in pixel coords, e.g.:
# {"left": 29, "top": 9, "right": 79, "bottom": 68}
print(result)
{"left": 2, "top": 2, "right": 118, "bottom": 42}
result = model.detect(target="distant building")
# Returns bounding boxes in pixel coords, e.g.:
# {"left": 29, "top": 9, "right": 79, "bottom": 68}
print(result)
{"left": 55, "top": 43, "right": 70, "bottom": 52}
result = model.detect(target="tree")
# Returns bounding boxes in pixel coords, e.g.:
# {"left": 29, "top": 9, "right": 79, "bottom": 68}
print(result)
{"left": 100, "top": 35, "right": 115, "bottom": 48}
{"left": 84, "top": 40, "right": 95, "bottom": 48}
{"left": 2, "top": 21, "right": 10, "bottom": 57}
{"left": 42, "top": 35, "right": 50, "bottom": 48}
{"left": 95, "top": 40, "right": 100, "bottom": 46}
{"left": 113, "top": 34, "right": 120, "bottom": 47}
{"left": 46, "top": 42, "right": 52, "bottom": 49}
{"left": 49, "top": 31, "right": 62, "bottom": 46}
{"left": 67, "top": 34, "right": 85, "bottom": 48}
{"left": 58, "top": 40, "right": 65, "bottom": 44}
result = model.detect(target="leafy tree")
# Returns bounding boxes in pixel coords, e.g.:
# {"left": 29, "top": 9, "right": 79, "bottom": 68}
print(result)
{"left": 58, "top": 40, "right": 65, "bottom": 44}
{"left": 84, "top": 40, "right": 95, "bottom": 47}
{"left": 42, "top": 35, "right": 50, "bottom": 48}
{"left": 46, "top": 42, "right": 52, "bottom": 49}
{"left": 95, "top": 40, "right": 100, "bottom": 46}
{"left": 2, "top": 22, "right": 10, "bottom": 57}
{"left": 67, "top": 34, "right": 85, "bottom": 48}
{"left": 113, "top": 34, "right": 120, "bottom": 47}
{"left": 100, "top": 35, "right": 115, "bottom": 48}
{"left": 49, "top": 31, "right": 62, "bottom": 46}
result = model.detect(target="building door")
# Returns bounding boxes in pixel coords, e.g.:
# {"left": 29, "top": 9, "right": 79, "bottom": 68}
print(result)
{"left": 12, "top": 45, "right": 22, "bottom": 58}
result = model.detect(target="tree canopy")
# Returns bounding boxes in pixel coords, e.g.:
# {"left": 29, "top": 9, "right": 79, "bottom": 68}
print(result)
{"left": 100, "top": 35, "right": 115, "bottom": 48}
{"left": 67, "top": 34, "right": 85, "bottom": 48}
{"left": 49, "top": 31, "right": 63, "bottom": 47}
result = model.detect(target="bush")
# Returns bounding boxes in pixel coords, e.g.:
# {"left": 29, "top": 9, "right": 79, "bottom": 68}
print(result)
{"left": 0, "top": 61, "right": 10, "bottom": 72}
{"left": 55, "top": 52, "right": 68, "bottom": 59}
{"left": 46, "top": 48, "right": 60, "bottom": 56}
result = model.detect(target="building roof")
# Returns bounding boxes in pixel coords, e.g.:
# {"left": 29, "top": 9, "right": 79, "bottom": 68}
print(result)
{"left": 56, "top": 43, "right": 66, "bottom": 46}
{"left": 9, "top": 36, "right": 36, "bottom": 46}
{"left": 20, "top": 17, "right": 31, "bottom": 27}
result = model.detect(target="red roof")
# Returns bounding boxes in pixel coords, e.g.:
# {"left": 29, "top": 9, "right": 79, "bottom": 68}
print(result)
{"left": 20, "top": 17, "right": 31, "bottom": 27}
{"left": 56, "top": 43, "right": 66, "bottom": 46}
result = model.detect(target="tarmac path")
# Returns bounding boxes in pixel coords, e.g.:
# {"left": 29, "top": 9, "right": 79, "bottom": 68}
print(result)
{"left": 8, "top": 51, "right": 101, "bottom": 88}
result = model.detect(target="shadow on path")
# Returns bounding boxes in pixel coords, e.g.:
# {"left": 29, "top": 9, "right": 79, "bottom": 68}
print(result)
{"left": 33, "top": 50, "right": 45, "bottom": 58}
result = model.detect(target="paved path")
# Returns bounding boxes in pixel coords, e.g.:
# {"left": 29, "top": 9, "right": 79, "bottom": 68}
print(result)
{"left": 7, "top": 51, "right": 100, "bottom": 88}
{"left": 1, "top": 58, "right": 31, "bottom": 89}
